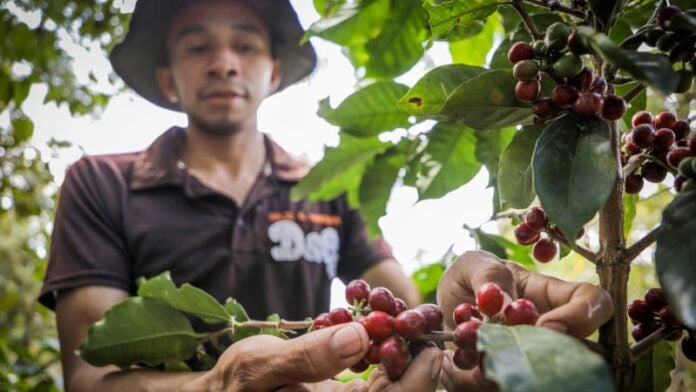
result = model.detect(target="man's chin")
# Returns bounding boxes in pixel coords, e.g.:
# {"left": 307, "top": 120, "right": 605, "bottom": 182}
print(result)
{"left": 190, "top": 115, "right": 244, "bottom": 137}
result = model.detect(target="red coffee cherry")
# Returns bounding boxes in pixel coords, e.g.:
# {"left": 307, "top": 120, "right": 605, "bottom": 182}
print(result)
{"left": 532, "top": 238, "right": 557, "bottom": 263}
{"left": 453, "top": 319, "right": 482, "bottom": 351}
{"left": 504, "top": 299, "right": 540, "bottom": 326}
{"left": 624, "top": 174, "right": 644, "bottom": 194}
{"left": 350, "top": 359, "right": 369, "bottom": 373}
{"left": 667, "top": 147, "right": 692, "bottom": 169}
{"left": 551, "top": 85, "right": 580, "bottom": 109}
{"left": 329, "top": 307, "right": 353, "bottom": 325}
{"left": 313, "top": 312, "right": 332, "bottom": 330}
{"left": 631, "top": 124, "right": 656, "bottom": 149}
{"left": 568, "top": 67, "right": 592, "bottom": 91}
{"left": 525, "top": 207, "right": 549, "bottom": 232}
{"left": 364, "top": 341, "right": 381, "bottom": 364}
{"left": 408, "top": 340, "right": 435, "bottom": 357}
{"left": 644, "top": 288, "right": 667, "bottom": 311}
{"left": 589, "top": 77, "right": 608, "bottom": 95}
{"left": 642, "top": 162, "right": 668, "bottom": 183}
{"left": 631, "top": 111, "right": 654, "bottom": 127}
{"left": 689, "top": 135, "right": 696, "bottom": 155}
{"left": 394, "top": 309, "right": 427, "bottom": 339}
{"left": 415, "top": 303, "right": 444, "bottom": 332}
{"left": 625, "top": 142, "right": 641, "bottom": 156}
{"left": 346, "top": 279, "right": 371, "bottom": 307}
{"left": 452, "top": 348, "right": 479, "bottom": 370}
{"left": 657, "top": 5, "right": 682, "bottom": 29}
{"left": 379, "top": 336, "right": 411, "bottom": 381}
{"left": 672, "top": 120, "right": 691, "bottom": 141}
{"left": 514, "top": 222, "right": 541, "bottom": 245}
{"left": 654, "top": 111, "right": 677, "bottom": 130}
{"left": 532, "top": 98, "right": 557, "bottom": 120}
{"left": 628, "top": 299, "right": 654, "bottom": 324}
{"left": 658, "top": 306, "right": 681, "bottom": 327}
{"left": 476, "top": 283, "right": 505, "bottom": 317}
{"left": 360, "top": 310, "right": 395, "bottom": 342}
{"left": 601, "top": 94, "right": 627, "bottom": 121}
{"left": 508, "top": 42, "right": 535, "bottom": 64}
{"left": 453, "top": 303, "right": 482, "bottom": 325}
{"left": 394, "top": 298, "right": 408, "bottom": 316}
{"left": 573, "top": 91, "right": 603, "bottom": 117}
{"left": 369, "top": 287, "right": 397, "bottom": 316}
{"left": 682, "top": 335, "right": 696, "bottom": 361}
{"left": 632, "top": 322, "right": 658, "bottom": 342}
{"left": 675, "top": 175, "right": 687, "bottom": 192}
{"left": 515, "top": 80, "right": 541, "bottom": 102}
{"left": 653, "top": 128, "right": 676, "bottom": 151}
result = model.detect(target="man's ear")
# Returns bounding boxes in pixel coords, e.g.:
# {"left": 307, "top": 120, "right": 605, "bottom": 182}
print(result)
{"left": 268, "top": 60, "right": 282, "bottom": 95}
{"left": 155, "top": 67, "right": 178, "bottom": 103}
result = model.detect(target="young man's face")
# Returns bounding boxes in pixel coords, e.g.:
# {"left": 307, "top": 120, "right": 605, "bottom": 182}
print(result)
{"left": 157, "top": 0, "right": 282, "bottom": 135}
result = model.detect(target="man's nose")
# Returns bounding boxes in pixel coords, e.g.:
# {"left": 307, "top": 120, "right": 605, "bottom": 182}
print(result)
{"left": 206, "top": 47, "right": 239, "bottom": 79}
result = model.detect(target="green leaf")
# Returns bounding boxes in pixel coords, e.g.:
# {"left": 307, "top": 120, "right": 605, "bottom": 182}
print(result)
{"left": 11, "top": 117, "right": 34, "bottom": 143}
{"left": 292, "top": 133, "right": 390, "bottom": 204}
{"left": 575, "top": 27, "right": 679, "bottom": 95}
{"left": 438, "top": 70, "right": 533, "bottom": 130}
{"left": 424, "top": 0, "right": 507, "bottom": 40}
{"left": 478, "top": 324, "right": 613, "bottom": 392}
{"left": 472, "top": 228, "right": 536, "bottom": 269}
{"left": 533, "top": 115, "right": 616, "bottom": 241}
{"left": 655, "top": 189, "right": 696, "bottom": 329}
{"left": 498, "top": 125, "right": 544, "bottom": 209}
{"left": 223, "top": 298, "right": 262, "bottom": 342}
{"left": 398, "top": 64, "right": 487, "bottom": 116}
{"left": 304, "top": 0, "right": 390, "bottom": 46}
{"left": 364, "top": 0, "right": 428, "bottom": 78}
{"left": 359, "top": 140, "right": 410, "bottom": 236}
{"left": 12, "top": 78, "right": 31, "bottom": 109}
{"left": 411, "top": 263, "right": 445, "bottom": 304}
{"left": 623, "top": 193, "right": 638, "bottom": 237}
{"left": 630, "top": 341, "right": 675, "bottom": 392}
{"left": 475, "top": 128, "right": 515, "bottom": 214}
{"left": 415, "top": 122, "right": 481, "bottom": 200}
{"left": 318, "top": 81, "right": 411, "bottom": 137}
{"left": 587, "top": 0, "right": 622, "bottom": 30}
{"left": 78, "top": 297, "right": 204, "bottom": 368}
{"left": 137, "top": 272, "right": 230, "bottom": 324}
{"left": 450, "top": 15, "right": 501, "bottom": 67}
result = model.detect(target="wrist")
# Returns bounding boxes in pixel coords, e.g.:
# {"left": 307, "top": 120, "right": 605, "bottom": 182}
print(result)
{"left": 180, "top": 372, "right": 216, "bottom": 392}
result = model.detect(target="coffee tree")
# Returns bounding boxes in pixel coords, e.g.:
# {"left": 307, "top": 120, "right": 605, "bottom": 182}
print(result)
{"left": 293, "top": 0, "right": 696, "bottom": 389}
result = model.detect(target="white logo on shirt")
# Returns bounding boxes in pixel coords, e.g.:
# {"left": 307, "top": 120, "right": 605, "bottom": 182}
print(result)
{"left": 268, "top": 219, "right": 339, "bottom": 279}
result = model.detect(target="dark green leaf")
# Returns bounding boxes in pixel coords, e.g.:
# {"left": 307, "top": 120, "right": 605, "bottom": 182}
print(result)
{"left": 438, "top": 70, "right": 533, "bottom": 129}
{"left": 630, "top": 341, "right": 675, "bottom": 392}
{"left": 655, "top": 189, "right": 696, "bottom": 329}
{"left": 359, "top": 140, "right": 410, "bottom": 236}
{"left": 137, "top": 272, "right": 230, "bottom": 324}
{"left": 415, "top": 122, "right": 481, "bottom": 200}
{"left": 424, "top": 0, "right": 507, "bottom": 40}
{"left": 475, "top": 128, "right": 515, "bottom": 213}
{"left": 304, "top": 0, "right": 390, "bottom": 46}
{"left": 12, "top": 79, "right": 31, "bottom": 109}
{"left": 478, "top": 324, "right": 613, "bottom": 392}
{"left": 575, "top": 27, "right": 679, "bottom": 95}
{"left": 292, "top": 133, "right": 390, "bottom": 204}
{"left": 398, "top": 64, "right": 487, "bottom": 116}
{"left": 11, "top": 117, "right": 34, "bottom": 143}
{"left": 364, "top": 0, "right": 428, "bottom": 78}
{"left": 588, "top": 0, "right": 622, "bottom": 30}
{"left": 498, "top": 125, "right": 543, "bottom": 209}
{"left": 533, "top": 115, "right": 616, "bottom": 241}
{"left": 318, "top": 81, "right": 411, "bottom": 137}
{"left": 450, "top": 15, "right": 500, "bottom": 67}
{"left": 78, "top": 297, "right": 204, "bottom": 368}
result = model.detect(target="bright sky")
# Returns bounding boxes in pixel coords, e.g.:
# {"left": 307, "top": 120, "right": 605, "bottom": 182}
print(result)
{"left": 15, "top": 0, "right": 496, "bottom": 308}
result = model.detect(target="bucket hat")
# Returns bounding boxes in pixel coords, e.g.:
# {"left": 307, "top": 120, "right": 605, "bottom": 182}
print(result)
{"left": 110, "top": 0, "right": 317, "bottom": 111}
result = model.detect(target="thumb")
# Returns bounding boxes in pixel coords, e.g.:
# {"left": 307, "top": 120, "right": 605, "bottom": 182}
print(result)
{"left": 270, "top": 322, "right": 370, "bottom": 386}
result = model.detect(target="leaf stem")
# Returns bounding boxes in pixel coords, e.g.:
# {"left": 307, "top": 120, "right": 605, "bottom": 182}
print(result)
{"left": 523, "top": 0, "right": 587, "bottom": 19}
{"left": 624, "top": 227, "right": 659, "bottom": 263}
{"left": 511, "top": 0, "right": 544, "bottom": 40}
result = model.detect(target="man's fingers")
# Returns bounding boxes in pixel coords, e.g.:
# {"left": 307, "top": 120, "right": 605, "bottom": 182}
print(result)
{"left": 535, "top": 283, "right": 614, "bottom": 338}
{"left": 275, "top": 322, "right": 370, "bottom": 385}
{"left": 367, "top": 348, "right": 443, "bottom": 392}
{"left": 439, "top": 350, "right": 497, "bottom": 392}
{"left": 438, "top": 251, "right": 518, "bottom": 328}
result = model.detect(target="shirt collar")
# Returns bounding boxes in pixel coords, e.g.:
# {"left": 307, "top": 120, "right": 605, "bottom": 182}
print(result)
{"left": 130, "top": 126, "right": 311, "bottom": 191}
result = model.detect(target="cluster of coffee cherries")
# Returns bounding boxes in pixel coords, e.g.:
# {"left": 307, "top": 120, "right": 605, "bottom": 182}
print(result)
{"left": 628, "top": 288, "right": 696, "bottom": 361}
{"left": 622, "top": 110, "right": 695, "bottom": 194}
{"left": 508, "top": 22, "right": 627, "bottom": 124}
{"left": 513, "top": 206, "right": 584, "bottom": 263}
{"left": 451, "top": 282, "right": 540, "bottom": 370}
{"left": 312, "top": 279, "right": 444, "bottom": 381}
{"left": 643, "top": 5, "right": 696, "bottom": 93}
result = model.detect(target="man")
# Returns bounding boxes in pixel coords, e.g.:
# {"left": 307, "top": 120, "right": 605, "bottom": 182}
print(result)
{"left": 39, "top": 0, "right": 613, "bottom": 391}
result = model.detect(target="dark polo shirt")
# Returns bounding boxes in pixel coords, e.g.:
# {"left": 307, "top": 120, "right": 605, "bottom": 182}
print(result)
{"left": 39, "top": 127, "right": 393, "bottom": 321}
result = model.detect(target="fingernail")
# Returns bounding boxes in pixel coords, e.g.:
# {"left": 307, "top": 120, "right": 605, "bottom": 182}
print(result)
{"left": 430, "top": 353, "right": 443, "bottom": 380}
{"left": 541, "top": 321, "right": 568, "bottom": 334}
{"left": 331, "top": 325, "right": 364, "bottom": 359}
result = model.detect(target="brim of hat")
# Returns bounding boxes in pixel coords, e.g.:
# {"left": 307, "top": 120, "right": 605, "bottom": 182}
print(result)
{"left": 110, "top": 0, "right": 317, "bottom": 112}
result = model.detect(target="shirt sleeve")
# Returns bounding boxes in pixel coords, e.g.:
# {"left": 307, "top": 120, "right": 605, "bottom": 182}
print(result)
{"left": 39, "top": 157, "right": 134, "bottom": 310}
{"left": 336, "top": 204, "right": 395, "bottom": 283}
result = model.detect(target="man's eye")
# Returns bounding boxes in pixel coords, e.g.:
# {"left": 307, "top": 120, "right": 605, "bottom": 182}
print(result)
{"left": 187, "top": 44, "right": 210, "bottom": 54}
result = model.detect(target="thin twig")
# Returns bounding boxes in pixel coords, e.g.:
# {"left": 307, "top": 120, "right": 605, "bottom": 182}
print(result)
{"left": 630, "top": 325, "right": 680, "bottom": 360}
{"left": 523, "top": 0, "right": 587, "bottom": 19}
{"left": 568, "top": 243, "right": 598, "bottom": 264}
{"left": 624, "top": 227, "right": 659, "bottom": 262}
{"left": 622, "top": 154, "right": 647, "bottom": 178}
{"left": 511, "top": 0, "right": 544, "bottom": 40}
{"left": 623, "top": 84, "right": 646, "bottom": 103}
{"left": 411, "top": 331, "right": 455, "bottom": 342}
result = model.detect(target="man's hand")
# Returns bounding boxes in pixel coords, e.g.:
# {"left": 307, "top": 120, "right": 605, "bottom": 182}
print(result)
{"left": 436, "top": 250, "right": 614, "bottom": 391}
{"left": 182, "top": 322, "right": 443, "bottom": 392}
